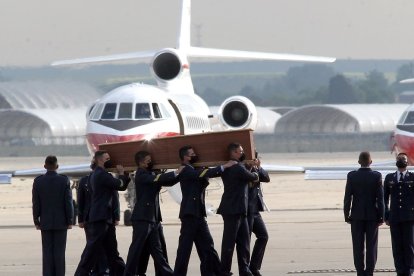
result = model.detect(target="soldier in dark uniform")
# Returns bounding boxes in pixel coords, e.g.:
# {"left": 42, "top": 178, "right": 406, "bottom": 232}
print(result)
{"left": 343, "top": 151, "right": 384, "bottom": 276}
{"left": 217, "top": 142, "right": 259, "bottom": 276}
{"left": 173, "top": 145, "right": 236, "bottom": 276}
{"left": 384, "top": 152, "right": 414, "bottom": 276}
{"left": 246, "top": 153, "right": 270, "bottom": 276}
{"left": 77, "top": 160, "right": 122, "bottom": 276}
{"left": 75, "top": 150, "right": 130, "bottom": 276}
{"left": 32, "top": 155, "right": 74, "bottom": 276}
{"left": 123, "top": 150, "right": 184, "bottom": 276}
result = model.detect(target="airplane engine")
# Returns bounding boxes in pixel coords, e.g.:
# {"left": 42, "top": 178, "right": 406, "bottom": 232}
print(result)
{"left": 218, "top": 96, "right": 258, "bottom": 130}
{"left": 151, "top": 49, "right": 185, "bottom": 82}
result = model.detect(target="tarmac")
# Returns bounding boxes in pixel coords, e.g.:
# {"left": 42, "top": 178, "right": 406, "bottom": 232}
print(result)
{"left": 0, "top": 152, "right": 399, "bottom": 275}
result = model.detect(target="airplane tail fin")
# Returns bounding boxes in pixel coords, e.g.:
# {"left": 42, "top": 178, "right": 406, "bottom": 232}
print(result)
{"left": 177, "top": 0, "right": 191, "bottom": 51}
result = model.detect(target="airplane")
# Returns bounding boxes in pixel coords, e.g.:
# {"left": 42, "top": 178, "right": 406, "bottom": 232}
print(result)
{"left": 390, "top": 78, "right": 414, "bottom": 164}
{"left": 1, "top": 0, "right": 336, "bottom": 223}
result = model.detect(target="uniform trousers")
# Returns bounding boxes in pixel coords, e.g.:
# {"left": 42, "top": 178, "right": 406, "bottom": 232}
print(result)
{"left": 174, "top": 216, "right": 221, "bottom": 276}
{"left": 220, "top": 214, "right": 251, "bottom": 276}
{"left": 247, "top": 213, "right": 268, "bottom": 273}
{"left": 136, "top": 224, "right": 168, "bottom": 276}
{"left": 390, "top": 221, "right": 414, "bottom": 276}
{"left": 75, "top": 221, "right": 125, "bottom": 276}
{"left": 124, "top": 221, "right": 173, "bottom": 276}
{"left": 41, "top": 229, "right": 67, "bottom": 276}
{"left": 84, "top": 224, "right": 109, "bottom": 276}
{"left": 350, "top": 220, "right": 378, "bottom": 276}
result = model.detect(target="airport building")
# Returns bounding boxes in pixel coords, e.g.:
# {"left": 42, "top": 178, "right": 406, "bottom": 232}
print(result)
{"left": 0, "top": 81, "right": 101, "bottom": 147}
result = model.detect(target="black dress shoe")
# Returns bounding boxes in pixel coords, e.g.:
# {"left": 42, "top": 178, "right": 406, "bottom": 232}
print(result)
{"left": 251, "top": 270, "right": 262, "bottom": 276}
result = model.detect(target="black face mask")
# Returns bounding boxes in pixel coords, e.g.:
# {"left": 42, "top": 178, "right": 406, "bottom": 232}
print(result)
{"left": 104, "top": 159, "right": 113, "bottom": 169}
{"left": 239, "top": 153, "right": 246, "bottom": 162}
{"left": 396, "top": 160, "right": 408, "bottom": 168}
{"left": 146, "top": 162, "right": 154, "bottom": 171}
{"left": 189, "top": 155, "right": 199, "bottom": 164}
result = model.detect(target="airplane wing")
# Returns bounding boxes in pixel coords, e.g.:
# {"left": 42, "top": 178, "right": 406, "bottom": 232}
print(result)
{"left": 51, "top": 50, "right": 157, "bottom": 66}
{"left": 0, "top": 163, "right": 92, "bottom": 184}
{"left": 188, "top": 46, "right": 336, "bottom": 63}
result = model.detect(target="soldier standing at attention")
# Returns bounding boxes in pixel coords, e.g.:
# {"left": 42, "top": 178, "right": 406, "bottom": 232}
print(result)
{"left": 343, "top": 151, "right": 384, "bottom": 276}
{"left": 32, "top": 155, "right": 74, "bottom": 276}
{"left": 384, "top": 152, "right": 414, "bottom": 276}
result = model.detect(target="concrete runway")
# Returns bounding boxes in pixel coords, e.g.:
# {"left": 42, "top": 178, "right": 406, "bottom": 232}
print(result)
{"left": 0, "top": 152, "right": 399, "bottom": 275}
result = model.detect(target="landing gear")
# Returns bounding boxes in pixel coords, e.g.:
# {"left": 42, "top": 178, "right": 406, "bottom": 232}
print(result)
{"left": 123, "top": 173, "right": 136, "bottom": 226}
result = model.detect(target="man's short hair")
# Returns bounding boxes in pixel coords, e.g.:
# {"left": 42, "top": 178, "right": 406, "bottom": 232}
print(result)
{"left": 45, "top": 155, "right": 58, "bottom": 167}
{"left": 227, "top": 142, "right": 241, "bottom": 154}
{"left": 397, "top": 152, "right": 408, "bottom": 158}
{"left": 94, "top": 150, "right": 108, "bottom": 160}
{"left": 135, "top": 151, "right": 150, "bottom": 166}
{"left": 358, "top": 151, "right": 371, "bottom": 166}
{"left": 179, "top": 145, "right": 192, "bottom": 161}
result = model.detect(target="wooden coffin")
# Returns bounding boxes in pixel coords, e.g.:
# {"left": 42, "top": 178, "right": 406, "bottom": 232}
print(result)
{"left": 98, "top": 129, "right": 255, "bottom": 171}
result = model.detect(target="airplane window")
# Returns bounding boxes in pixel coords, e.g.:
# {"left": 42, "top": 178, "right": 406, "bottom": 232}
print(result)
{"left": 398, "top": 111, "right": 408, "bottom": 124}
{"left": 404, "top": 111, "right": 414, "bottom": 124}
{"left": 88, "top": 104, "right": 95, "bottom": 116}
{"left": 152, "top": 103, "right": 162, "bottom": 119}
{"left": 101, "top": 103, "right": 117, "bottom": 119}
{"left": 159, "top": 103, "right": 171, "bottom": 118}
{"left": 135, "top": 103, "right": 151, "bottom": 119}
{"left": 91, "top": 104, "right": 104, "bottom": 120}
{"left": 118, "top": 103, "right": 133, "bottom": 119}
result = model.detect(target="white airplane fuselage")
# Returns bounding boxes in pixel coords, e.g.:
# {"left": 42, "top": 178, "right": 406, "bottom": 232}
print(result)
{"left": 392, "top": 103, "right": 414, "bottom": 163}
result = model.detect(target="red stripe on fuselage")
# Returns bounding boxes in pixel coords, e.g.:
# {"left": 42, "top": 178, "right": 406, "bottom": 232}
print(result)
{"left": 394, "top": 133, "right": 414, "bottom": 164}
{"left": 86, "top": 132, "right": 179, "bottom": 152}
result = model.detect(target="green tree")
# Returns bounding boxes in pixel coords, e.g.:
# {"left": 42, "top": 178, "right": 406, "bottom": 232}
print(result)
{"left": 326, "top": 74, "right": 358, "bottom": 103}
{"left": 357, "top": 70, "right": 394, "bottom": 103}
{"left": 285, "top": 64, "right": 335, "bottom": 94}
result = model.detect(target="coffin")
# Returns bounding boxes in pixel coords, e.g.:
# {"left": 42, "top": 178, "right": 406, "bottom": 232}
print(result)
{"left": 98, "top": 129, "right": 255, "bottom": 171}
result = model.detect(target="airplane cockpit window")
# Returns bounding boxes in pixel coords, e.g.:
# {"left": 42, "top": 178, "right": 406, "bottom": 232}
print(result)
{"left": 88, "top": 104, "right": 95, "bottom": 116}
{"left": 404, "top": 111, "right": 414, "bottom": 124}
{"left": 101, "top": 103, "right": 117, "bottom": 120}
{"left": 398, "top": 111, "right": 407, "bottom": 124}
{"left": 135, "top": 103, "right": 151, "bottom": 119}
{"left": 91, "top": 103, "right": 104, "bottom": 120}
{"left": 159, "top": 103, "right": 171, "bottom": 118}
{"left": 118, "top": 103, "right": 133, "bottom": 119}
{"left": 152, "top": 103, "right": 162, "bottom": 119}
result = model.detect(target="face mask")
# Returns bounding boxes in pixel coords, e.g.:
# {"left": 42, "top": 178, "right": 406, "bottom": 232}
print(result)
{"left": 239, "top": 153, "right": 246, "bottom": 162}
{"left": 103, "top": 159, "right": 113, "bottom": 169}
{"left": 146, "top": 162, "right": 154, "bottom": 171}
{"left": 189, "top": 155, "right": 199, "bottom": 164}
{"left": 396, "top": 160, "right": 408, "bottom": 168}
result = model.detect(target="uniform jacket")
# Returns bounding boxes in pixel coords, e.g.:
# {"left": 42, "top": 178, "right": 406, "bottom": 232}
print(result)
{"left": 384, "top": 170, "right": 414, "bottom": 223}
{"left": 217, "top": 161, "right": 259, "bottom": 216}
{"left": 77, "top": 174, "right": 120, "bottom": 224}
{"left": 88, "top": 166, "right": 129, "bottom": 223}
{"left": 179, "top": 164, "right": 222, "bottom": 219}
{"left": 32, "top": 171, "right": 74, "bottom": 230}
{"left": 343, "top": 168, "right": 384, "bottom": 223}
{"left": 248, "top": 166, "right": 270, "bottom": 215}
{"left": 131, "top": 168, "right": 178, "bottom": 223}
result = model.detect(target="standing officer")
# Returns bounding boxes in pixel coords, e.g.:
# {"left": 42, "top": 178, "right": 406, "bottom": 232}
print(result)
{"left": 32, "top": 155, "right": 74, "bottom": 276}
{"left": 75, "top": 150, "right": 130, "bottom": 276}
{"left": 217, "top": 142, "right": 259, "bottom": 276}
{"left": 174, "top": 145, "right": 236, "bottom": 276}
{"left": 343, "top": 151, "right": 384, "bottom": 276}
{"left": 246, "top": 152, "right": 270, "bottom": 276}
{"left": 384, "top": 152, "right": 414, "bottom": 276}
{"left": 123, "top": 150, "right": 183, "bottom": 276}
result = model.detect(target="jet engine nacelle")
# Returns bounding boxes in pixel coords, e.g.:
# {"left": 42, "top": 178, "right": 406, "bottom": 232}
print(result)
{"left": 151, "top": 48, "right": 187, "bottom": 83}
{"left": 218, "top": 96, "right": 258, "bottom": 130}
